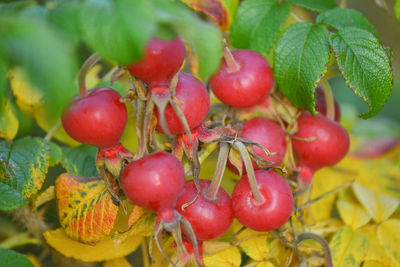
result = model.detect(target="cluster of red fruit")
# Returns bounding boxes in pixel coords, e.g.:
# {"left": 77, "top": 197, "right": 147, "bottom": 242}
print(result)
{"left": 61, "top": 36, "right": 350, "bottom": 262}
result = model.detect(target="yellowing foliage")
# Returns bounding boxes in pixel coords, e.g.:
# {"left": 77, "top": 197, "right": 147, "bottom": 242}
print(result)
{"left": 43, "top": 228, "right": 142, "bottom": 262}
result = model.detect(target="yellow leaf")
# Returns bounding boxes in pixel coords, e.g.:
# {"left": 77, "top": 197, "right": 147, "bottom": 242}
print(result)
{"left": 203, "top": 245, "right": 241, "bottom": 267}
{"left": 256, "top": 262, "right": 274, "bottom": 267}
{"left": 112, "top": 209, "right": 154, "bottom": 246}
{"left": 55, "top": 174, "right": 119, "bottom": 244}
{"left": 44, "top": 228, "right": 142, "bottom": 262}
{"left": 103, "top": 257, "right": 131, "bottom": 267}
{"left": 0, "top": 98, "right": 18, "bottom": 140}
{"left": 86, "top": 64, "right": 103, "bottom": 90}
{"left": 377, "top": 219, "right": 400, "bottom": 265}
{"left": 338, "top": 156, "right": 400, "bottom": 199}
{"left": 32, "top": 185, "right": 55, "bottom": 211}
{"left": 9, "top": 67, "right": 44, "bottom": 113}
{"left": 120, "top": 104, "right": 138, "bottom": 153}
{"left": 25, "top": 253, "right": 42, "bottom": 267}
{"left": 34, "top": 106, "right": 79, "bottom": 147}
{"left": 330, "top": 226, "right": 368, "bottom": 267}
{"left": 337, "top": 199, "right": 371, "bottom": 229}
{"left": 360, "top": 226, "right": 397, "bottom": 267}
{"left": 238, "top": 235, "right": 270, "bottom": 261}
{"left": 353, "top": 182, "right": 399, "bottom": 223}
{"left": 305, "top": 166, "right": 350, "bottom": 222}
{"left": 203, "top": 241, "right": 232, "bottom": 255}
{"left": 362, "top": 261, "right": 387, "bottom": 267}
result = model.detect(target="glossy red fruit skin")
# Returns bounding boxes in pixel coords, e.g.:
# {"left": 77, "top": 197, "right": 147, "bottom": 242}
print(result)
{"left": 176, "top": 180, "right": 234, "bottom": 241}
{"left": 232, "top": 170, "right": 293, "bottom": 232}
{"left": 242, "top": 117, "right": 286, "bottom": 166}
{"left": 210, "top": 49, "right": 274, "bottom": 108}
{"left": 227, "top": 117, "right": 286, "bottom": 175}
{"left": 292, "top": 112, "right": 350, "bottom": 172}
{"left": 314, "top": 86, "right": 341, "bottom": 122}
{"left": 121, "top": 152, "right": 185, "bottom": 213}
{"left": 154, "top": 72, "right": 210, "bottom": 135}
{"left": 127, "top": 38, "right": 186, "bottom": 87}
{"left": 62, "top": 87, "right": 127, "bottom": 150}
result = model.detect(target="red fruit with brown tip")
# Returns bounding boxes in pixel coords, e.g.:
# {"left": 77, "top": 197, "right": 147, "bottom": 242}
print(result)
{"left": 232, "top": 170, "right": 293, "bottom": 232}
{"left": 210, "top": 49, "right": 274, "bottom": 108}
{"left": 292, "top": 112, "right": 350, "bottom": 182}
{"left": 154, "top": 72, "right": 210, "bottom": 135}
{"left": 127, "top": 37, "right": 186, "bottom": 87}
{"left": 176, "top": 180, "right": 234, "bottom": 240}
{"left": 62, "top": 87, "right": 127, "bottom": 150}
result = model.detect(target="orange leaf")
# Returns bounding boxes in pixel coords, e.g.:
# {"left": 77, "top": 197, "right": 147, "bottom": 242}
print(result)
{"left": 55, "top": 174, "right": 119, "bottom": 245}
{"left": 181, "top": 0, "right": 238, "bottom": 30}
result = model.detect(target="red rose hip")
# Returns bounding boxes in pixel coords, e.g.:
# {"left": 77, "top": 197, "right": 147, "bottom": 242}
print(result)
{"left": 62, "top": 87, "right": 127, "bottom": 150}
{"left": 210, "top": 49, "right": 274, "bottom": 108}
{"left": 176, "top": 179, "right": 234, "bottom": 240}
{"left": 127, "top": 37, "right": 186, "bottom": 87}
{"left": 232, "top": 170, "right": 293, "bottom": 232}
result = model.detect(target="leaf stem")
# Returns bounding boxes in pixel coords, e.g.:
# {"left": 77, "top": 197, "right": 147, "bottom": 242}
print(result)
{"left": 297, "top": 180, "right": 354, "bottom": 210}
{"left": 78, "top": 53, "right": 101, "bottom": 96}
{"left": 320, "top": 79, "right": 335, "bottom": 121}
{"left": 233, "top": 141, "right": 265, "bottom": 204}
{"left": 205, "top": 142, "right": 229, "bottom": 201}
{"left": 296, "top": 232, "right": 333, "bottom": 267}
{"left": 44, "top": 120, "right": 61, "bottom": 141}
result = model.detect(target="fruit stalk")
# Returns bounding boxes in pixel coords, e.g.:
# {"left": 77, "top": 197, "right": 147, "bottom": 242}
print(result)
{"left": 233, "top": 141, "right": 265, "bottom": 203}
{"left": 319, "top": 79, "right": 335, "bottom": 121}
{"left": 205, "top": 142, "right": 229, "bottom": 201}
{"left": 78, "top": 53, "right": 101, "bottom": 96}
{"left": 223, "top": 41, "right": 240, "bottom": 73}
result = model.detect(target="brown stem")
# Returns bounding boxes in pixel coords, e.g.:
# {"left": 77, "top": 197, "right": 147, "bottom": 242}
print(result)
{"left": 78, "top": 53, "right": 101, "bottom": 96}
{"left": 296, "top": 232, "right": 333, "bottom": 267}
{"left": 233, "top": 141, "right": 265, "bottom": 203}
{"left": 205, "top": 142, "right": 229, "bottom": 201}
{"left": 319, "top": 79, "right": 335, "bottom": 121}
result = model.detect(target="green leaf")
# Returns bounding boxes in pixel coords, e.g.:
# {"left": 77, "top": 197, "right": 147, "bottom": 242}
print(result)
{"left": 330, "top": 226, "right": 368, "bottom": 267}
{"left": 0, "top": 137, "right": 50, "bottom": 198}
{"left": 0, "top": 98, "right": 19, "bottom": 141}
{"left": 48, "top": 0, "right": 81, "bottom": 44}
{"left": 0, "top": 248, "right": 34, "bottom": 267}
{"left": 0, "top": 16, "right": 78, "bottom": 118}
{"left": 0, "top": 183, "right": 27, "bottom": 211}
{"left": 0, "top": 59, "right": 7, "bottom": 97}
{"left": 154, "top": 0, "right": 223, "bottom": 80}
{"left": 395, "top": 0, "right": 400, "bottom": 23}
{"left": 61, "top": 146, "right": 98, "bottom": 177}
{"left": 80, "top": 0, "right": 155, "bottom": 65}
{"left": 286, "top": 0, "right": 337, "bottom": 12}
{"left": 329, "top": 27, "right": 393, "bottom": 119}
{"left": 0, "top": 1, "right": 35, "bottom": 15}
{"left": 316, "top": 8, "right": 378, "bottom": 37}
{"left": 230, "top": 0, "right": 290, "bottom": 56}
{"left": 353, "top": 182, "right": 399, "bottom": 223}
{"left": 377, "top": 219, "right": 400, "bottom": 264}
{"left": 274, "top": 22, "right": 330, "bottom": 113}
{"left": 49, "top": 142, "right": 62, "bottom": 167}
